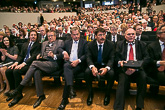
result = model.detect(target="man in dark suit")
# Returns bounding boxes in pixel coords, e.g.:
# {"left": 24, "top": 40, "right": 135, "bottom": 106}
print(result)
{"left": 38, "top": 26, "right": 48, "bottom": 43}
{"left": 106, "top": 25, "right": 124, "bottom": 43}
{"left": 5, "top": 29, "right": 16, "bottom": 41}
{"left": 6, "top": 30, "right": 64, "bottom": 108}
{"left": 147, "top": 25, "right": 165, "bottom": 92}
{"left": 57, "top": 26, "right": 87, "bottom": 110}
{"left": 5, "top": 30, "right": 41, "bottom": 107}
{"left": 133, "top": 24, "right": 149, "bottom": 41}
{"left": 113, "top": 28, "right": 149, "bottom": 110}
{"left": 56, "top": 27, "right": 68, "bottom": 40}
{"left": 85, "top": 28, "right": 115, "bottom": 106}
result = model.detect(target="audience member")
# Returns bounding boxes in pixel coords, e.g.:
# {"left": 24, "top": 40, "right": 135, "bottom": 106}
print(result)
{"left": 85, "top": 28, "right": 115, "bottom": 106}
{"left": 114, "top": 28, "right": 149, "bottom": 110}
{"left": 58, "top": 26, "right": 87, "bottom": 110}
{"left": 0, "top": 36, "right": 19, "bottom": 93}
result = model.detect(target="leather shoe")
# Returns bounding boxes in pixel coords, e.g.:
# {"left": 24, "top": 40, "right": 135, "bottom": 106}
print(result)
{"left": 69, "top": 86, "right": 76, "bottom": 99}
{"left": 6, "top": 90, "right": 19, "bottom": 97}
{"left": 57, "top": 99, "right": 69, "bottom": 110}
{"left": 87, "top": 93, "right": 93, "bottom": 106}
{"left": 6, "top": 97, "right": 13, "bottom": 102}
{"left": 33, "top": 95, "right": 46, "bottom": 108}
{"left": 136, "top": 107, "right": 142, "bottom": 110}
{"left": 103, "top": 95, "right": 110, "bottom": 106}
{"left": 8, "top": 94, "right": 23, "bottom": 107}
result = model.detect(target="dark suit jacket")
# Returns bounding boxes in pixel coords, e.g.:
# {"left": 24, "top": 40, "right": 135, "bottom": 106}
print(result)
{"left": 106, "top": 34, "right": 125, "bottom": 42}
{"left": 146, "top": 41, "right": 162, "bottom": 76}
{"left": 86, "top": 39, "right": 115, "bottom": 69}
{"left": 115, "top": 39, "right": 149, "bottom": 71}
{"left": 38, "top": 34, "right": 48, "bottom": 43}
{"left": 59, "top": 38, "right": 87, "bottom": 67}
{"left": 140, "top": 34, "right": 149, "bottom": 41}
{"left": 16, "top": 41, "right": 41, "bottom": 65}
{"left": 56, "top": 33, "right": 69, "bottom": 41}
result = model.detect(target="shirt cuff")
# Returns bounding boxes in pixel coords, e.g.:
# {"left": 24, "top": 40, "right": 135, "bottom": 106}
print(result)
{"left": 22, "top": 62, "right": 27, "bottom": 65}
{"left": 53, "top": 55, "right": 57, "bottom": 60}
{"left": 157, "top": 61, "right": 160, "bottom": 66}
{"left": 78, "top": 59, "right": 81, "bottom": 63}
{"left": 62, "top": 51, "right": 67, "bottom": 55}
{"left": 89, "top": 65, "right": 95, "bottom": 70}
{"left": 105, "top": 66, "right": 111, "bottom": 71}
{"left": 118, "top": 61, "right": 121, "bottom": 67}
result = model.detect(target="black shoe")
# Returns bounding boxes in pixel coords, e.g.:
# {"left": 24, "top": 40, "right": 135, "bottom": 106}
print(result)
{"left": 57, "top": 99, "right": 69, "bottom": 110}
{"left": 6, "top": 97, "right": 13, "bottom": 102}
{"left": 87, "top": 93, "right": 93, "bottom": 106}
{"left": 6, "top": 90, "right": 20, "bottom": 98}
{"left": 33, "top": 95, "right": 46, "bottom": 108}
{"left": 103, "top": 95, "right": 110, "bottom": 106}
{"left": 136, "top": 107, "right": 142, "bottom": 110}
{"left": 69, "top": 86, "right": 76, "bottom": 99}
{"left": 149, "top": 85, "right": 159, "bottom": 95}
{"left": 8, "top": 94, "right": 23, "bottom": 107}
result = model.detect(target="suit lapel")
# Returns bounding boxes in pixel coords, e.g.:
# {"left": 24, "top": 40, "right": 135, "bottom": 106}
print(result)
{"left": 123, "top": 40, "right": 128, "bottom": 60}
{"left": 68, "top": 40, "right": 73, "bottom": 54}
{"left": 135, "top": 41, "right": 139, "bottom": 60}
{"left": 78, "top": 39, "right": 82, "bottom": 57}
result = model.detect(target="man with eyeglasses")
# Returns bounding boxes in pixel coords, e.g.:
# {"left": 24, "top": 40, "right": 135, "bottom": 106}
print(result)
{"left": 107, "top": 25, "right": 124, "bottom": 44}
{"left": 6, "top": 30, "right": 64, "bottom": 108}
{"left": 57, "top": 26, "right": 87, "bottom": 110}
{"left": 133, "top": 24, "right": 149, "bottom": 41}
{"left": 114, "top": 28, "right": 149, "bottom": 110}
{"left": 38, "top": 26, "right": 48, "bottom": 43}
{"left": 147, "top": 24, "right": 165, "bottom": 95}
{"left": 85, "top": 28, "right": 115, "bottom": 106}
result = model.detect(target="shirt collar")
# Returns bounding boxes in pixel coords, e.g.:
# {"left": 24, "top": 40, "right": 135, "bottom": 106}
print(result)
{"left": 73, "top": 40, "right": 79, "bottom": 44}
{"left": 96, "top": 41, "right": 104, "bottom": 46}
{"left": 159, "top": 40, "right": 164, "bottom": 46}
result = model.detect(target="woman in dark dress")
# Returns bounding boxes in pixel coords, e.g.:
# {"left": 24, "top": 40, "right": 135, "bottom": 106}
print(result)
{"left": 0, "top": 36, "right": 19, "bottom": 93}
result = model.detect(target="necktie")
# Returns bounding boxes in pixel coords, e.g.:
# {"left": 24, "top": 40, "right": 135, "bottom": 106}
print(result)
{"left": 72, "top": 41, "right": 78, "bottom": 61}
{"left": 97, "top": 45, "right": 102, "bottom": 64}
{"left": 24, "top": 42, "right": 32, "bottom": 62}
{"left": 113, "top": 36, "right": 115, "bottom": 42}
{"left": 158, "top": 44, "right": 165, "bottom": 71}
{"left": 137, "top": 36, "right": 139, "bottom": 41}
{"left": 129, "top": 44, "right": 134, "bottom": 61}
{"left": 65, "top": 30, "right": 67, "bottom": 33}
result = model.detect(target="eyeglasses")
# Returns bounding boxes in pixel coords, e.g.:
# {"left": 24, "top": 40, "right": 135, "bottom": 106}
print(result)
{"left": 159, "top": 31, "right": 165, "bottom": 34}
{"left": 137, "top": 28, "right": 142, "bottom": 30}
{"left": 72, "top": 34, "right": 79, "bottom": 36}
{"left": 127, "top": 33, "right": 135, "bottom": 36}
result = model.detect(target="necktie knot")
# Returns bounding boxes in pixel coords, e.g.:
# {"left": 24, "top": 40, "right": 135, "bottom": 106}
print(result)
{"left": 99, "top": 45, "right": 102, "bottom": 48}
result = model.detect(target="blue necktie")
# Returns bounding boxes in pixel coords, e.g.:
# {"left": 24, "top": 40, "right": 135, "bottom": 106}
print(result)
{"left": 24, "top": 42, "right": 32, "bottom": 62}
{"left": 97, "top": 45, "right": 102, "bottom": 64}
{"left": 72, "top": 41, "right": 78, "bottom": 61}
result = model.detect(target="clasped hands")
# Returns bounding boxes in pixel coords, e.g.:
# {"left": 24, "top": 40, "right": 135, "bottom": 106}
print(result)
{"left": 63, "top": 51, "right": 79, "bottom": 67}
{"left": 0, "top": 48, "right": 8, "bottom": 56}
{"left": 92, "top": 66, "right": 107, "bottom": 77}
{"left": 119, "top": 61, "right": 135, "bottom": 75}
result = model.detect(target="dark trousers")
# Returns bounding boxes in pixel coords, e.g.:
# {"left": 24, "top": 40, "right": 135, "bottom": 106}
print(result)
{"left": 85, "top": 67, "right": 114, "bottom": 96}
{"left": 114, "top": 70, "right": 146, "bottom": 110}
{"left": 62, "top": 62, "right": 83, "bottom": 99}
{"left": 5, "top": 65, "right": 29, "bottom": 89}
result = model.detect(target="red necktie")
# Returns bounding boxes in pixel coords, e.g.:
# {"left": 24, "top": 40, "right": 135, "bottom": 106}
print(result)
{"left": 158, "top": 45, "right": 165, "bottom": 71}
{"left": 129, "top": 44, "right": 134, "bottom": 61}
{"left": 65, "top": 30, "right": 67, "bottom": 33}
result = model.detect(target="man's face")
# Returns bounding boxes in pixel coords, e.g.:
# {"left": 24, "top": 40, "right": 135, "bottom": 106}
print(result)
{"left": 5, "top": 30, "right": 10, "bottom": 36}
{"left": 110, "top": 28, "right": 117, "bottom": 36}
{"left": 93, "top": 25, "right": 97, "bottom": 31}
{"left": 136, "top": 25, "right": 142, "bottom": 35}
{"left": 58, "top": 28, "right": 63, "bottom": 34}
{"left": 153, "top": 16, "right": 158, "bottom": 22}
{"left": 95, "top": 32, "right": 106, "bottom": 44}
{"left": 142, "top": 22, "right": 147, "bottom": 28}
{"left": 29, "top": 31, "right": 37, "bottom": 42}
{"left": 127, "top": 23, "right": 132, "bottom": 28}
{"left": 87, "top": 26, "right": 93, "bottom": 33}
{"left": 47, "top": 32, "right": 56, "bottom": 43}
{"left": 71, "top": 30, "right": 80, "bottom": 41}
{"left": 125, "top": 29, "right": 136, "bottom": 43}
{"left": 40, "top": 27, "right": 46, "bottom": 36}
{"left": 158, "top": 26, "right": 165, "bottom": 42}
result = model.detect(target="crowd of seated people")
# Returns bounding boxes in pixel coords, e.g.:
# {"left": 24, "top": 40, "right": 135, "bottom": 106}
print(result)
{"left": 0, "top": 6, "right": 165, "bottom": 110}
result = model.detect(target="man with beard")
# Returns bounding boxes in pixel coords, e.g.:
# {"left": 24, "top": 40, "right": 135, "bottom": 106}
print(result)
{"left": 85, "top": 28, "right": 115, "bottom": 106}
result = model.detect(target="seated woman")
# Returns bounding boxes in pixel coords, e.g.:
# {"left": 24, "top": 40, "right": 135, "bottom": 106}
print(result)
{"left": 0, "top": 36, "right": 19, "bottom": 94}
